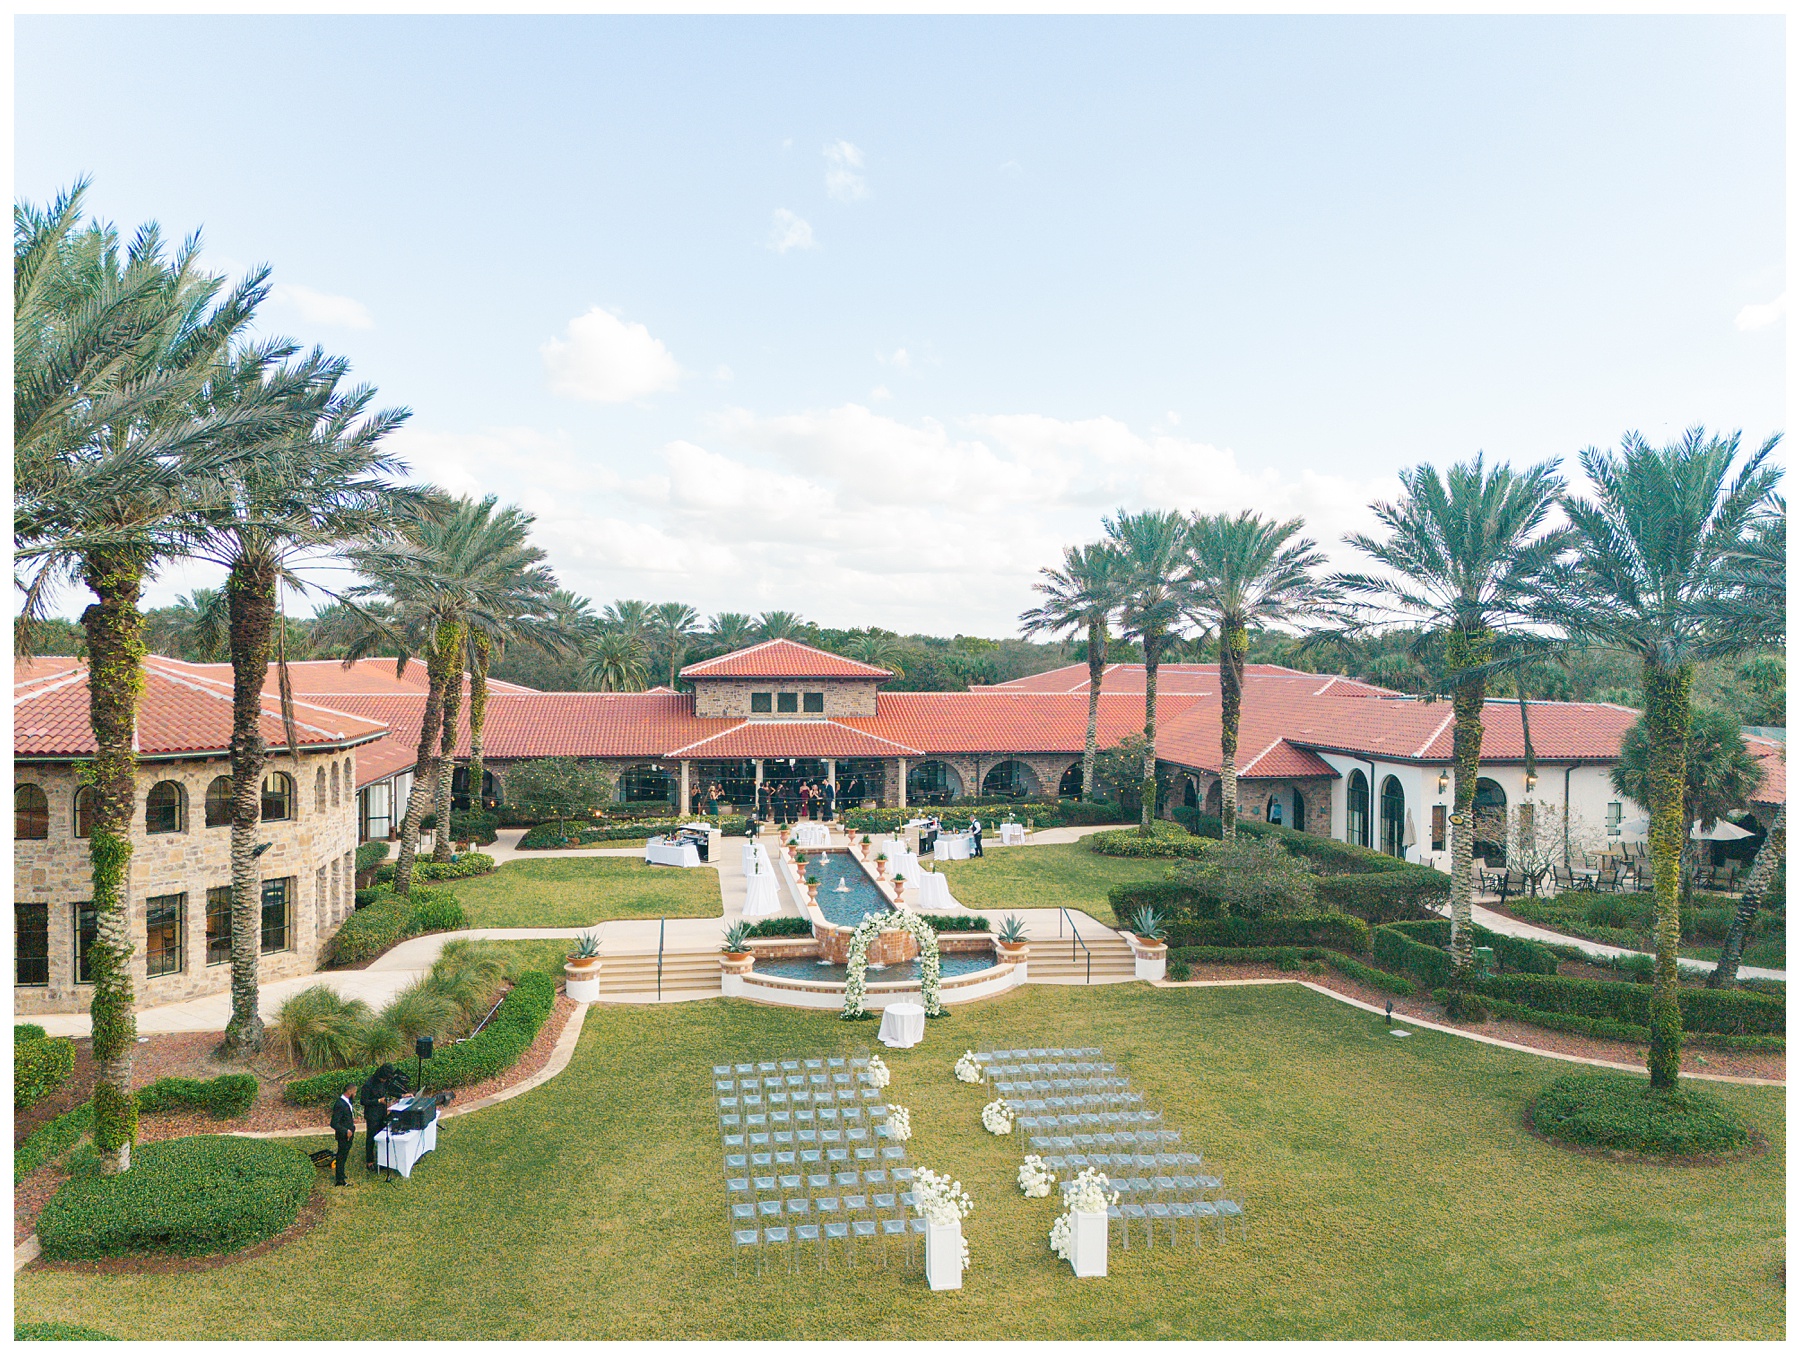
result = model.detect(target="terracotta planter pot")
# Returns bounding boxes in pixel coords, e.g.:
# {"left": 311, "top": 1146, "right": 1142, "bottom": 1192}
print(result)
{"left": 806, "top": 883, "right": 820, "bottom": 903}
{"left": 860, "top": 842, "right": 872, "bottom": 859}
{"left": 564, "top": 955, "right": 603, "bottom": 976}
{"left": 996, "top": 941, "right": 1030, "bottom": 964}
{"left": 875, "top": 861, "right": 887, "bottom": 878}
{"left": 893, "top": 879, "right": 907, "bottom": 901}
{"left": 720, "top": 952, "right": 755, "bottom": 975}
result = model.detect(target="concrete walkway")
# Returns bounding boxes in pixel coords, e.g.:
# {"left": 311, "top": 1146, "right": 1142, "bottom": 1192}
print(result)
{"left": 1452, "top": 899, "right": 1785, "bottom": 982}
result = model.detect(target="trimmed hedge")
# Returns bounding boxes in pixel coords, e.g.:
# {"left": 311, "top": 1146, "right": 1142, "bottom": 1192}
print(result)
{"left": 744, "top": 917, "right": 814, "bottom": 938}
{"left": 285, "top": 970, "right": 557, "bottom": 1105}
{"left": 412, "top": 852, "right": 497, "bottom": 881}
{"left": 1529, "top": 1071, "right": 1754, "bottom": 1157}
{"left": 1373, "top": 925, "right": 1455, "bottom": 991}
{"left": 16, "top": 1022, "right": 47, "bottom": 1041}
{"left": 840, "top": 800, "right": 1123, "bottom": 835}
{"left": 1165, "top": 944, "right": 1417, "bottom": 995}
{"left": 917, "top": 914, "right": 990, "bottom": 933}
{"left": 354, "top": 840, "right": 391, "bottom": 874}
{"left": 1386, "top": 919, "right": 1559, "bottom": 975}
{"left": 17, "top": 1324, "right": 117, "bottom": 1340}
{"left": 15, "top": 1102, "right": 94, "bottom": 1184}
{"left": 1165, "top": 912, "right": 1371, "bottom": 953}
{"left": 1473, "top": 972, "right": 1785, "bottom": 1036}
{"left": 1109, "top": 880, "right": 1211, "bottom": 919}
{"left": 519, "top": 820, "right": 678, "bottom": 849}
{"left": 37, "top": 1135, "right": 316, "bottom": 1260}
{"left": 136, "top": 1074, "right": 258, "bottom": 1119}
{"left": 15, "top": 1032, "right": 76, "bottom": 1111}
{"left": 325, "top": 885, "right": 467, "bottom": 967}
{"left": 1451, "top": 991, "right": 1786, "bottom": 1052}
{"left": 1315, "top": 872, "right": 1447, "bottom": 922}
{"left": 1087, "top": 824, "right": 1210, "bottom": 859}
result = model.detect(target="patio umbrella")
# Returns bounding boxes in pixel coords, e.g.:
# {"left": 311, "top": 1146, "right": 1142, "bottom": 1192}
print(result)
{"left": 1615, "top": 815, "right": 1754, "bottom": 842}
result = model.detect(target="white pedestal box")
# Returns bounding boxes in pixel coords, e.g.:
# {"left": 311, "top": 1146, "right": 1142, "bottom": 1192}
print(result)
{"left": 925, "top": 1220, "right": 964, "bottom": 1290}
{"left": 565, "top": 975, "right": 600, "bottom": 1003}
{"left": 1070, "top": 1209, "right": 1108, "bottom": 1277}
{"left": 1134, "top": 953, "right": 1166, "bottom": 982}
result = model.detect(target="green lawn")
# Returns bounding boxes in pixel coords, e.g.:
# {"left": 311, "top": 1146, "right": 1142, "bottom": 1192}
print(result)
{"left": 17, "top": 983, "right": 1782, "bottom": 1339}
{"left": 443, "top": 858, "right": 722, "bottom": 929}
{"left": 938, "top": 842, "right": 1171, "bottom": 926}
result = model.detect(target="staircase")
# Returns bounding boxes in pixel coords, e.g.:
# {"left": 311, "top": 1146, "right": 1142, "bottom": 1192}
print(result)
{"left": 1027, "top": 929, "right": 1139, "bottom": 985}
{"left": 592, "top": 949, "right": 722, "bottom": 1003}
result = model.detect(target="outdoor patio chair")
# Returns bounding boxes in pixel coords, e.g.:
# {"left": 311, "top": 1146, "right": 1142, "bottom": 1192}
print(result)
{"left": 792, "top": 1221, "right": 823, "bottom": 1273}
{"left": 800, "top": 1148, "right": 823, "bottom": 1167}
{"left": 713, "top": 1064, "right": 732, "bottom": 1078}
{"left": 805, "top": 1058, "right": 824, "bottom": 1071}
{"left": 855, "top": 1147, "right": 878, "bottom": 1164}
{"left": 780, "top": 1059, "right": 800, "bottom": 1072}
{"left": 828, "top": 1057, "right": 847, "bottom": 1070}
{"left": 890, "top": 1166, "right": 915, "bottom": 1184}
{"left": 880, "top": 1145, "right": 905, "bottom": 1162}
{"left": 750, "top": 1151, "right": 773, "bottom": 1169}
{"left": 756, "top": 1196, "right": 783, "bottom": 1222}
{"left": 898, "top": 1190, "right": 918, "bottom": 1212}
{"left": 773, "top": 1131, "right": 795, "bottom": 1150}
{"left": 769, "top": 1092, "right": 789, "bottom": 1108}
{"left": 878, "top": 1215, "right": 908, "bottom": 1267}
{"left": 734, "top": 1063, "right": 754, "bottom": 1076}
{"left": 719, "top": 1114, "right": 741, "bottom": 1133}
{"left": 775, "top": 1149, "right": 798, "bottom": 1168}
{"left": 758, "top": 1061, "right": 779, "bottom": 1074}
{"left": 872, "top": 1190, "right": 898, "bottom": 1217}
{"left": 730, "top": 1199, "right": 757, "bottom": 1229}
{"left": 1107, "top": 1202, "right": 1127, "bottom": 1248}
{"left": 808, "top": 1172, "right": 832, "bottom": 1192}
{"left": 779, "top": 1173, "right": 803, "bottom": 1192}
{"left": 862, "top": 1168, "right": 888, "bottom": 1187}
{"left": 827, "top": 1147, "right": 850, "bottom": 1164}
{"left": 821, "top": 1219, "right": 850, "bottom": 1270}
{"left": 843, "top": 1192, "right": 868, "bottom": 1217}
{"left": 733, "top": 1226, "right": 763, "bottom": 1278}
{"left": 834, "top": 1169, "right": 860, "bottom": 1189}
{"left": 727, "top": 1176, "right": 752, "bottom": 1202}
{"left": 748, "top": 1133, "right": 771, "bottom": 1151}
{"left": 821, "top": 1129, "right": 844, "bottom": 1148}
{"left": 1121, "top": 1200, "right": 1149, "bottom": 1246}
{"left": 722, "top": 1133, "right": 746, "bottom": 1152}
{"left": 850, "top": 1217, "right": 878, "bottom": 1267}
{"left": 1145, "top": 1200, "right": 1174, "bottom": 1245}
{"left": 1215, "top": 1193, "right": 1248, "bottom": 1240}
{"left": 818, "top": 1106, "right": 840, "bottom": 1124}
{"left": 1188, "top": 1198, "right": 1219, "bottom": 1243}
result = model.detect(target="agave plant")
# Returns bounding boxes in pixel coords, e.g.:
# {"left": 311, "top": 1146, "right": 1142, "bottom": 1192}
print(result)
{"left": 722, "top": 920, "right": 752, "bottom": 954}
{"left": 996, "top": 914, "right": 1028, "bottom": 945}
{"left": 1127, "top": 905, "right": 1168, "bottom": 942}
{"left": 570, "top": 931, "right": 602, "bottom": 960}
{"left": 268, "top": 986, "right": 376, "bottom": 1070}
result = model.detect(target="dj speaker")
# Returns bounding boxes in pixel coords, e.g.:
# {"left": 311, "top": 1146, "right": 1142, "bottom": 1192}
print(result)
{"left": 416, "top": 1035, "right": 434, "bottom": 1061}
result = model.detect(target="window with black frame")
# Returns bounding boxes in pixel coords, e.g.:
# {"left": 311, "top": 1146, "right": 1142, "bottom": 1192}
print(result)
{"left": 74, "top": 785, "right": 97, "bottom": 838}
{"left": 145, "top": 780, "right": 185, "bottom": 834}
{"left": 15, "top": 783, "right": 49, "bottom": 839}
{"left": 204, "top": 776, "right": 232, "bottom": 828}
{"left": 205, "top": 887, "right": 232, "bottom": 965}
{"left": 145, "top": 894, "right": 186, "bottom": 977}
{"left": 16, "top": 903, "right": 49, "bottom": 986}
{"left": 261, "top": 877, "right": 293, "bottom": 953}
{"left": 73, "top": 902, "right": 97, "bottom": 983}
{"left": 1346, "top": 770, "right": 1370, "bottom": 848}
{"left": 261, "top": 772, "right": 294, "bottom": 822}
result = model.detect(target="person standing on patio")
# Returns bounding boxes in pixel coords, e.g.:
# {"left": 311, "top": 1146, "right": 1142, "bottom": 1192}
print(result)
{"left": 799, "top": 782, "right": 813, "bottom": 820}
{"left": 822, "top": 779, "right": 836, "bottom": 822}
{"left": 331, "top": 1084, "right": 357, "bottom": 1186}
{"left": 970, "top": 816, "right": 984, "bottom": 857}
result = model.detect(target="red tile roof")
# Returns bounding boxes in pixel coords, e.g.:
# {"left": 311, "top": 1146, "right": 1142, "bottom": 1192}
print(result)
{"left": 680, "top": 639, "right": 891, "bottom": 680}
{"left": 983, "top": 662, "right": 1394, "bottom": 699}
{"left": 166, "top": 656, "right": 540, "bottom": 697}
{"left": 1747, "top": 738, "right": 1785, "bottom": 807}
{"left": 314, "top": 691, "right": 720, "bottom": 764}
{"left": 14, "top": 657, "right": 389, "bottom": 760}
{"left": 666, "top": 721, "right": 924, "bottom": 759}
{"left": 843, "top": 691, "right": 1204, "bottom": 756}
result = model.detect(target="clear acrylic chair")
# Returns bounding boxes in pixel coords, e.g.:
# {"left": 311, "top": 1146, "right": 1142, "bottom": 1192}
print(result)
{"left": 1215, "top": 1193, "right": 1247, "bottom": 1240}
{"left": 879, "top": 1216, "right": 908, "bottom": 1268}
{"left": 851, "top": 1217, "right": 878, "bottom": 1267}
{"left": 733, "top": 1225, "right": 762, "bottom": 1278}
{"left": 821, "top": 1220, "right": 849, "bottom": 1270}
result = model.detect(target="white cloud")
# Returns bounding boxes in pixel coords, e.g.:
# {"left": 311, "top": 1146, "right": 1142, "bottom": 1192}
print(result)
{"left": 540, "top": 307, "right": 681, "bottom": 403}
{"left": 767, "top": 209, "right": 816, "bottom": 253}
{"left": 1164, "top": 410, "right": 1182, "bottom": 427}
{"left": 713, "top": 365, "right": 734, "bottom": 382}
{"left": 869, "top": 384, "right": 893, "bottom": 402}
{"left": 269, "top": 283, "right": 373, "bottom": 330}
{"left": 1735, "top": 291, "right": 1786, "bottom": 331}
{"left": 824, "top": 140, "right": 868, "bottom": 202}
{"left": 879, "top": 347, "right": 912, "bottom": 370}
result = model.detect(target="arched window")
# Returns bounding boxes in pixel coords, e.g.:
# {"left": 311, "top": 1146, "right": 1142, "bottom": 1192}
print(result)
{"left": 1183, "top": 776, "right": 1199, "bottom": 809}
{"left": 331, "top": 761, "right": 341, "bottom": 807}
{"left": 15, "top": 784, "right": 49, "bottom": 840}
{"left": 1380, "top": 776, "right": 1406, "bottom": 858}
{"left": 905, "top": 759, "right": 963, "bottom": 805}
{"left": 204, "top": 776, "right": 232, "bottom": 828}
{"left": 1057, "top": 762, "right": 1084, "bottom": 799}
{"left": 618, "top": 764, "right": 674, "bottom": 805}
{"left": 146, "top": 780, "right": 186, "bottom": 834}
{"left": 980, "top": 760, "right": 1038, "bottom": 800}
{"left": 315, "top": 767, "right": 327, "bottom": 813}
{"left": 74, "top": 786, "right": 98, "bottom": 839}
{"left": 1473, "top": 777, "right": 1508, "bottom": 866}
{"left": 1292, "top": 789, "right": 1306, "bottom": 834}
{"left": 261, "top": 771, "right": 295, "bottom": 822}
{"left": 1346, "top": 770, "right": 1370, "bottom": 848}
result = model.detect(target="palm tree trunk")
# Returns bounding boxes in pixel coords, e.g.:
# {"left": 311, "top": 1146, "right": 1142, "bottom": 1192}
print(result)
{"left": 393, "top": 623, "right": 460, "bottom": 896}
{"left": 1446, "top": 626, "right": 1492, "bottom": 978}
{"left": 1641, "top": 660, "right": 1693, "bottom": 1088}
{"left": 221, "top": 560, "right": 277, "bottom": 1057}
{"left": 1081, "top": 619, "right": 1105, "bottom": 800}
{"left": 1139, "top": 633, "right": 1161, "bottom": 834}
{"left": 468, "top": 632, "right": 490, "bottom": 813}
{"left": 79, "top": 550, "right": 145, "bottom": 1174}
{"left": 1219, "top": 620, "right": 1246, "bottom": 840}
{"left": 1709, "top": 804, "right": 1784, "bottom": 988}
{"left": 434, "top": 647, "right": 464, "bottom": 863}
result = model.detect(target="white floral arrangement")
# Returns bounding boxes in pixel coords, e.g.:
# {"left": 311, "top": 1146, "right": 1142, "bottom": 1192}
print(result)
{"left": 912, "top": 1165, "right": 974, "bottom": 1273}
{"left": 1017, "top": 1154, "right": 1056, "bottom": 1198}
{"left": 884, "top": 1105, "right": 912, "bottom": 1142}
{"left": 981, "top": 1097, "right": 1014, "bottom": 1135}
{"left": 841, "top": 912, "right": 943, "bottom": 1019}
{"left": 954, "top": 1050, "right": 983, "bottom": 1084}
{"left": 1049, "top": 1167, "right": 1119, "bottom": 1263}
{"left": 864, "top": 1054, "right": 891, "bottom": 1090}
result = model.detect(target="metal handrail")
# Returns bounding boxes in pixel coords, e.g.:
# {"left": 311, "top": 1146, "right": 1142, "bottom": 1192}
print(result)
{"left": 656, "top": 916, "right": 666, "bottom": 1002}
{"left": 1059, "top": 907, "right": 1092, "bottom": 984}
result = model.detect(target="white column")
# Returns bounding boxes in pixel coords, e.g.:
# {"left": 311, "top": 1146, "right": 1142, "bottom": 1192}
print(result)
{"left": 896, "top": 758, "right": 907, "bottom": 809}
{"left": 679, "top": 760, "right": 691, "bottom": 817}
{"left": 754, "top": 759, "right": 764, "bottom": 811}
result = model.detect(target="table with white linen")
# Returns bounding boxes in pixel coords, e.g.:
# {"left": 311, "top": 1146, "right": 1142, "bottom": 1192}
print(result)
{"left": 645, "top": 838, "right": 701, "bottom": 868}
{"left": 915, "top": 871, "right": 955, "bottom": 911}
{"left": 792, "top": 823, "right": 830, "bottom": 848}
{"left": 879, "top": 1001, "right": 927, "bottom": 1049}
{"left": 1000, "top": 823, "right": 1026, "bottom": 846}
{"left": 741, "top": 844, "right": 781, "bottom": 918}
{"left": 375, "top": 1103, "right": 438, "bottom": 1179}
{"left": 887, "top": 846, "right": 926, "bottom": 891}
{"left": 933, "top": 833, "right": 974, "bottom": 862}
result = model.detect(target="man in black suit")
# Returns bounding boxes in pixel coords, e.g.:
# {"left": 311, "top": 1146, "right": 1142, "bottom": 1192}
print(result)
{"left": 822, "top": 781, "right": 836, "bottom": 822}
{"left": 331, "top": 1084, "right": 357, "bottom": 1185}
{"left": 970, "top": 816, "right": 984, "bottom": 857}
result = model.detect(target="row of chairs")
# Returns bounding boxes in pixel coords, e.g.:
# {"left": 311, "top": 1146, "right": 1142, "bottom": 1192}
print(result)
{"left": 1028, "top": 1129, "right": 1181, "bottom": 1153}
{"left": 1021, "top": 1110, "right": 1166, "bottom": 1130}
{"left": 1106, "top": 1195, "right": 1248, "bottom": 1249}
{"left": 716, "top": 1072, "right": 861, "bottom": 1093}
{"left": 732, "top": 1214, "right": 934, "bottom": 1276}
{"left": 1007, "top": 1092, "right": 1145, "bottom": 1111}
{"left": 993, "top": 1077, "right": 1132, "bottom": 1095}
{"left": 986, "top": 1063, "right": 1119, "bottom": 1081}
{"left": 713, "top": 1055, "right": 867, "bottom": 1079}
{"left": 728, "top": 1163, "right": 914, "bottom": 1191}
{"left": 975, "top": 1047, "right": 1104, "bottom": 1061}
{"left": 1042, "top": 1150, "right": 1202, "bottom": 1174}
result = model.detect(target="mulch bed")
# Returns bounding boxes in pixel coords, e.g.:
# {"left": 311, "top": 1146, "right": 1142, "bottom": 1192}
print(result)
{"left": 30, "top": 1187, "right": 330, "bottom": 1276}
{"left": 1168, "top": 963, "right": 1786, "bottom": 1083}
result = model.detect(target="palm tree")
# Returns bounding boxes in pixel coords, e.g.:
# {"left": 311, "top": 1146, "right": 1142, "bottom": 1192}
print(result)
{"left": 1534, "top": 427, "right": 1781, "bottom": 1086}
{"left": 601, "top": 599, "right": 651, "bottom": 645}
{"left": 756, "top": 610, "right": 807, "bottom": 640}
{"left": 348, "top": 496, "right": 558, "bottom": 894}
{"left": 145, "top": 589, "right": 229, "bottom": 660}
{"left": 848, "top": 630, "right": 909, "bottom": 678}
{"left": 462, "top": 601, "right": 581, "bottom": 820}
{"left": 1188, "top": 512, "right": 1337, "bottom": 838}
{"left": 185, "top": 348, "right": 410, "bottom": 1053}
{"left": 1020, "top": 541, "right": 1123, "bottom": 801}
{"left": 14, "top": 189, "right": 272, "bottom": 1171}
{"left": 647, "top": 601, "right": 701, "bottom": 689}
{"left": 1341, "top": 456, "right": 1566, "bottom": 976}
{"left": 708, "top": 611, "right": 756, "bottom": 650}
{"left": 1105, "top": 510, "right": 1193, "bottom": 833}
{"left": 583, "top": 630, "right": 651, "bottom": 692}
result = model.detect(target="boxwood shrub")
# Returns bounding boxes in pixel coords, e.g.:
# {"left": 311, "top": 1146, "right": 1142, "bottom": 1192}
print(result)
{"left": 136, "top": 1074, "right": 258, "bottom": 1119}
{"left": 284, "top": 970, "right": 557, "bottom": 1105}
{"left": 17, "top": 1324, "right": 117, "bottom": 1340}
{"left": 1165, "top": 944, "right": 1416, "bottom": 995}
{"left": 15, "top": 1032, "right": 75, "bottom": 1111}
{"left": 1474, "top": 972, "right": 1785, "bottom": 1036}
{"left": 16, "top": 1022, "right": 47, "bottom": 1041}
{"left": 354, "top": 840, "right": 392, "bottom": 875}
{"left": 1529, "top": 1071, "right": 1754, "bottom": 1157}
{"left": 15, "top": 1102, "right": 94, "bottom": 1184}
{"left": 1108, "top": 880, "right": 1213, "bottom": 920}
{"left": 519, "top": 820, "right": 679, "bottom": 849}
{"left": 1164, "top": 912, "right": 1371, "bottom": 953}
{"left": 1385, "top": 919, "right": 1560, "bottom": 975}
{"left": 37, "top": 1135, "right": 315, "bottom": 1260}
{"left": 1314, "top": 871, "right": 1447, "bottom": 922}
{"left": 412, "top": 852, "right": 497, "bottom": 881}
{"left": 840, "top": 800, "right": 1121, "bottom": 835}
{"left": 1373, "top": 925, "right": 1455, "bottom": 991}
{"left": 1086, "top": 823, "right": 1210, "bottom": 859}
{"left": 326, "top": 885, "right": 467, "bottom": 967}
{"left": 917, "top": 913, "right": 991, "bottom": 933}
{"left": 744, "top": 916, "right": 814, "bottom": 938}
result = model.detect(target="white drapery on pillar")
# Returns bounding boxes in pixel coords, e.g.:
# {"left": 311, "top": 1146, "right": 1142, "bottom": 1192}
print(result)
{"left": 896, "top": 758, "right": 908, "bottom": 809}
{"left": 679, "top": 760, "right": 691, "bottom": 816}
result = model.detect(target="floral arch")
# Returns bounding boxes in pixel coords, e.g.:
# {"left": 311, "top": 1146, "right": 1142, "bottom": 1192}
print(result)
{"left": 842, "top": 911, "right": 943, "bottom": 1019}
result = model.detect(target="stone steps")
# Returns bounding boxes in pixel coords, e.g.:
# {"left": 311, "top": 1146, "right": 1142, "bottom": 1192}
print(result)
{"left": 1027, "top": 934, "right": 1139, "bottom": 985}
{"left": 595, "top": 950, "right": 722, "bottom": 999}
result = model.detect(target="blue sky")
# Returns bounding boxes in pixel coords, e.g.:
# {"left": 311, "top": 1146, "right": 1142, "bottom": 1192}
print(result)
{"left": 16, "top": 15, "right": 1786, "bottom": 635}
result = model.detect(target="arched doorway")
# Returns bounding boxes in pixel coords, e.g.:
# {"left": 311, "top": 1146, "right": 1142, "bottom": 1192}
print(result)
{"left": 1292, "top": 789, "right": 1306, "bottom": 834}
{"left": 1184, "top": 776, "right": 1200, "bottom": 810}
{"left": 1266, "top": 793, "right": 1285, "bottom": 828}
{"left": 1346, "top": 770, "right": 1370, "bottom": 848}
{"left": 981, "top": 759, "right": 1039, "bottom": 800}
{"left": 451, "top": 767, "right": 499, "bottom": 811}
{"left": 1473, "top": 777, "right": 1508, "bottom": 865}
{"left": 1204, "top": 780, "right": 1221, "bottom": 815}
{"left": 619, "top": 763, "right": 676, "bottom": 806}
{"left": 1380, "top": 776, "right": 1406, "bottom": 858}
{"left": 1057, "top": 762, "right": 1083, "bottom": 799}
{"left": 906, "top": 759, "right": 963, "bottom": 805}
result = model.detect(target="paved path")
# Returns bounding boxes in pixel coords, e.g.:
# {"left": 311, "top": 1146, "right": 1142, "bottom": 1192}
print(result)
{"left": 1451, "top": 900, "right": 1785, "bottom": 982}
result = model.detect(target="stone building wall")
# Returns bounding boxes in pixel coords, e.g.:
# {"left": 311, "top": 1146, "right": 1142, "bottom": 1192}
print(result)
{"left": 691, "top": 677, "right": 879, "bottom": 718}
{"left": 14, "top": 748, "right": 361, "bottom": 1016}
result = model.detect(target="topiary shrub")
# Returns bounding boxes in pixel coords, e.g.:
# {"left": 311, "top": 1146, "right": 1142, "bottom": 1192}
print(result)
{"left": 135, "top": 1074, "right": 258, "bottom": 1119}
{"left": 15, "top": 1032, "right": 76, "bottom": 1110}
{"left": 413, "top": 852, "right": 498, "bottom": 881}
{"left": 355, "top": 840, "right": 392, "bottom": 875}
{"left": 16, "top": 1023, "right": 47, "bottom": 1041}
{"left": 1529, "top": 1071, "right": 1755, "bottom": 1157}
{"left": 1087, "top": 823, "right": 1209, "bottom": 858}
{"left": 1164, "top": 912, "right": 1370, "bottom": 953}
{"left": 916, "top": 914, "right": 991, "bottom": 933}
{"left": 36, "top": 1135, "right": 315, "bottom": 1260}
{"left": 325, "top": 885, "right": 466, "bottom": 967}
{"left": 744, "top": 917, "right": 814, "bottom": 938}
